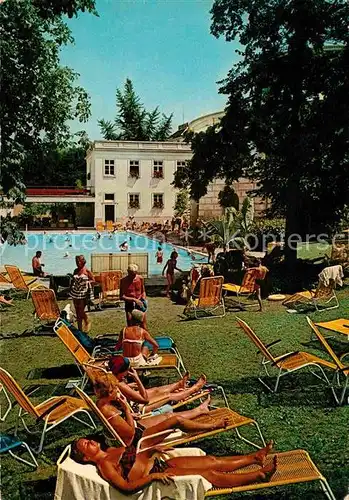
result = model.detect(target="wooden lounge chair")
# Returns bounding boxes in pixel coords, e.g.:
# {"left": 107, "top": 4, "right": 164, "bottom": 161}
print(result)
{"left": 75, "top": 386, "right": 266, "bottom": 452}
{"left": 96, "top": 220, "right": 105, "bottom": 232}
{"left": 53, "top": 320, "right": 186, "bottom": 385}
{"left": 4, "top": 265, "right": 47, "bottom": 299}
{"left": 282, "top": 266, "right": 342, "bottom": 312}
{"left": 31, "top": 289, "right": 60, "bottom": 330}
{"left": 223, "top": 266, "right": 268, "bottom": 309}
{"left": 98, "top": 270, "right": 123, "bottom": 309}
{"left": 0, "top": 367, "right": 95, "bottom": 454}
{"left": 185, "top": 276, "right": 225, "bottom": 319}
{"left": 307, "top": 317, "right": 348, "bottom": 405}
{"left": 236, "top": 317, "right": 336, "bottom": 393}
{"left": 205, "top": 449, "right": 336, "bottom": 500}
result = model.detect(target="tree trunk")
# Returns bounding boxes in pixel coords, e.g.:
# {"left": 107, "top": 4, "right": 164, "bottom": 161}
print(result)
{"left": 284, "top": 181, "right": 299, "bottom": 269}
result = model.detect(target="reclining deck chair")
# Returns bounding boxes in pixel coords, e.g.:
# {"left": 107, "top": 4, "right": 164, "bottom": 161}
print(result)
{"left": 5, "top": 265, "right": 47, "bottom": 299}
{"left": 185, "top": 276, "right": 225, "bottom": 319}
{"left": 75, "top": 386, "right": 266, "bottom": 451}
{"left": 205, "top": 449, "right": 336, "bottom": 500}
{"left": 98, "top": 270, "right": 123, "bottom": 309}
{"left": 54, "top": 320, "right": 186, "bottom": 385}
{"left": 0, "top": 367, "right": 95, "bottom": 454}
{"left": 223, "top": 266, "right": 268, "bottom": 310}
{"left": 0, "top": 433, "right": 38, "bottom": 468}
{"left": 283, "top": 265, "right": 343, "bottom": 312}
{"left": 307, "top": 317, "right": 348, "bottom": 405}
{"left": 55, "top": 445, "right": 335, "bottom": 500}
{"left": 236, "top": 317, "right": 336, "bottom": 393}
{"left": 31, "top": 289, "right": 60, "bottom": 330}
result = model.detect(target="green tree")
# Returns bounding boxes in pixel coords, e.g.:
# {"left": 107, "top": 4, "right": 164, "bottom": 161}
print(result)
{"left": 0, "top": 0, "right": 94, "bottom": 241}
{"left": 175, "top": 0, "right": 349, "bottom": 266}
{"left": 174, "top": 190, "right": 190, "bottom": 217}
{"left": 98, "top": 79, "right": 173, "bottom": 141}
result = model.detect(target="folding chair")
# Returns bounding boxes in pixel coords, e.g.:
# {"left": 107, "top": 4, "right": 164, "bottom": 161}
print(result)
{"left": 98, "top": 270, "right": 123, "bottom": 309}
{"left": 0, "top": 434, "right": 38, "bottom": 468}
{"left": 223, "top": 266, "right": 268, "bottom": 309}
{"left": 75, "top": 386, "right": 265, "bottom": 452}
{"left": 0, "top": 367, "right": 95, "bottom": 454}
{"left": 236, "top": 317, "right": 336, "bottom": 393}
{"left": 5, "top": 265, "right": 47, "bottom": 299}
{"left": 31, "top": 289, "right": 60, "bottom": 330}
{"left": 185, "top": 276, "right": 225, "bottom": 319}
{"left": 205, "top": 449, "right": 336, "bottom": 500}
{"left": 283, "top": 266, "right": 342, "bottom": 312}
{"left": 307, "top": 317, "right": 348, "bottom": 405}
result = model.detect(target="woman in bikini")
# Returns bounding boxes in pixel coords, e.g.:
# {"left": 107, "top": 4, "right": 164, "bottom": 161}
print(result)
{"left": 72, "top": 438, "right": 277, "bottom": 493}
{"left": 114, "top": 310, "right": 160, "bottom": 367}
{"left": 86, "top": 356, "right": 208, "bottom": 413}
{"left": 90, "top": 372, "right": 230, "bottom": 454}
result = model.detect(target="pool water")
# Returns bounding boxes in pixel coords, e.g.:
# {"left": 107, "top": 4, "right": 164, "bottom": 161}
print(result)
{"left": 0, "top": 232, "right": 206, "bottom": 276}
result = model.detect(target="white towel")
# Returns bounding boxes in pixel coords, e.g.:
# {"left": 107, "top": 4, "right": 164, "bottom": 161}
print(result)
{"left": 318, "top": 265, "right": 344, "bottom": 287}
{"left": 54, "top": 447, "right": 212, "bottom": 500}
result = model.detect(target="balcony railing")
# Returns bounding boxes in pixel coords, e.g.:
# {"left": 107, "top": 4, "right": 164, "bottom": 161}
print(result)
{"left": 26, "top": 186, "right": 92, "bottom": 196}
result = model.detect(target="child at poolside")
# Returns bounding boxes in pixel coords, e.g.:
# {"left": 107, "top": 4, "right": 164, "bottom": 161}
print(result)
{"left": 162, "top": 251, "right": 182, "bottom": 298}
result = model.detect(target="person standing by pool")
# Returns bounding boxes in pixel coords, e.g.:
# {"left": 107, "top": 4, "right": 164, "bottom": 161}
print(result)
{"left": 120, "top": 264, "right": 147, "bottom": 329}
{"left": 70, "top": 255, "right": 95, "bottom": 332}
{"left": 32, "top": 251, "right": 47, "bottom": 277}
{"left": 162, "top": 251, "right": 183, "bottom": 298}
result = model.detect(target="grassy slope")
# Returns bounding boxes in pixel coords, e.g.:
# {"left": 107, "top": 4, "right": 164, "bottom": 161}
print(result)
{"left": 0, "top": 290, "right": 348, "bottom": 499}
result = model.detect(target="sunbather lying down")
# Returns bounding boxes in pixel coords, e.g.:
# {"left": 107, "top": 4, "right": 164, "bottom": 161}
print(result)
{"left": 87, "top": 355, "right": 207, "bottom": 412}
{"left": 90, "top": 369, "right": 228, "bottom": 451}
{"left": 72, "top": 438, "right": 277, "bottom": 494}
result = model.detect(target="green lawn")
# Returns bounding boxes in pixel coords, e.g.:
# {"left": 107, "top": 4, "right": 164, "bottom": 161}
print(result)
{"left": 0, "top": 290, "right": 348, "bottom": 499}
{"left": 297, "top": 241, "right": 331, "bottom": 260}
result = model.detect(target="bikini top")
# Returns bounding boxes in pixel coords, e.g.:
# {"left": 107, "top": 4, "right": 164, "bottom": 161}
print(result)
{"left": 121, "top": 327, "right": 144, "bottom": 346}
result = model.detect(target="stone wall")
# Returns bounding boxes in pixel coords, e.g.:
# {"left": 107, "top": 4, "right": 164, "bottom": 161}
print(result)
{"left": 197, "top": 178, "right": 269, "bottom": 221}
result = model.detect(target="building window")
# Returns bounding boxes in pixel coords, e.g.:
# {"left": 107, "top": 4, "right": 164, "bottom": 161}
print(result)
{"left": 176, "top": 160, "right": 187, "bottom": 172}
{"left": 105, "top": 193, "right": 115, "bottom": 201}
{"left": 153, "top": 193, "right": 164, "bottom": 209}
{"left": 129, "top": 193, "right": 140, "bottom": 209}
{"left": 153, "top": 160, "right": 163, "bottom": 178}
{"left": 129, "top": 160, "right": 140, "bottom": 178}
{"left": 104, "top": 159, "right": 115, "bottom": 176}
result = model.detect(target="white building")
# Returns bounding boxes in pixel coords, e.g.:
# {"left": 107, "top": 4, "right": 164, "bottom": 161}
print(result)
{"left": 86, "top": 140, "right": 192, "bottom": 224}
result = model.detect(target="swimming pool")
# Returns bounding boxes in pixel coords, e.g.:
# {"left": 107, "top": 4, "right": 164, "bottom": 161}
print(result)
{"left": 0, "top": 232, "right": 206, "bottom": 276}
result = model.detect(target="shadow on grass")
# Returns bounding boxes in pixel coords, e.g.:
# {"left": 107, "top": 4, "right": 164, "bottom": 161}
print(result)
{"left": 212, "top": 375, "right": 337, "bottom": 408}
{"left": 26, "top": 364, "right": 80, "bottom": 380}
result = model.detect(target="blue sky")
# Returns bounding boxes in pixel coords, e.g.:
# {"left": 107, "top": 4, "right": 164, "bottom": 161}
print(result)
{"left": 61, "top": 0, "right": 240, "bottom": 139}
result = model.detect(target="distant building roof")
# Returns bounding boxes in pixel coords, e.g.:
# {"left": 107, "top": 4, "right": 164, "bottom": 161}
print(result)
{"left": 170, "top": 111, "right": 224, "bottom": 141}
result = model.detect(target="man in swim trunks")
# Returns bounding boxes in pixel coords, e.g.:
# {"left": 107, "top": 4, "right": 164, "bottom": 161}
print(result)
{"left": 72, "top": 438, "right": 276, "bottom": 493}
{"left": 120, "top": 264, "right": 147, "bottom": 329}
